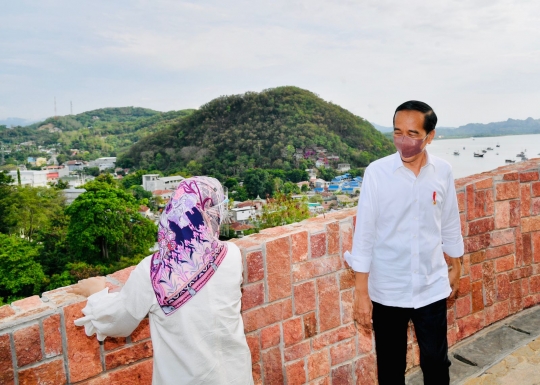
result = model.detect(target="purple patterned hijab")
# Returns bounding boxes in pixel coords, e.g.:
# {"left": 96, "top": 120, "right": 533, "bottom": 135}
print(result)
{"left": 150, "top": 176, "right": 228, "bottom": 315}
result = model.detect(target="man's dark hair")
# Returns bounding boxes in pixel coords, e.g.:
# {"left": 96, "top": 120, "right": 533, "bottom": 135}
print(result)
{"left": 393, "top": 100, "right": 437, "bottom": 134}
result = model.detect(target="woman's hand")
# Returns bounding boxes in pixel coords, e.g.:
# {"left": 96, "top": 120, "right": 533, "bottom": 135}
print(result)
{"left": 67, "top": 277, "right": 107, "bottom": 298}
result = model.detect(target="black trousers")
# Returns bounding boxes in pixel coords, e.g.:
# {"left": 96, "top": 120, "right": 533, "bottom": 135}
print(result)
{"left": 372, "top": 298, "right": 450, "bottom": 385}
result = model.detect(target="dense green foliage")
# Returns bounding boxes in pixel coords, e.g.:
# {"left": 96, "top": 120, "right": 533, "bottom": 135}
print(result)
{"left": 0, "top": 174, "right": 157, "bottom": 304}
{"left": 0, "top": 234, "right": 46, "bottom": 304}
{"left": 0, "top": 107, "right": 194, "bottom": 165}
{"left": 259, "top": 193, "right": 310, "bottom": 229}
{"left": 66, "top": 177, "right": 157, "bottom": 263}
{"left": 119, "top": 87, "right": 394, "bottom": 178}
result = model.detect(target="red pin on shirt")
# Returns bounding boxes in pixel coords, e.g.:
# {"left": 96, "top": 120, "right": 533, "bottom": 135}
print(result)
{"left": 433, "top": 191, "right": 437, "bottom": 205}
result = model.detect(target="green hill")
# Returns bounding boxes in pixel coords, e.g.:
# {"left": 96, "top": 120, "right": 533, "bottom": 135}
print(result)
{"left": 118, "top": 87, "right": 394, "bottom": 177}
{"left": 0, "top": 107, "right": 194, "bottom": 161}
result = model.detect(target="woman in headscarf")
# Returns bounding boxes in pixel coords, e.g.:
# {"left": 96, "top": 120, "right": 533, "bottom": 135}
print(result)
{"left": 70, "top": 176, "right": 254, "bottom": 385}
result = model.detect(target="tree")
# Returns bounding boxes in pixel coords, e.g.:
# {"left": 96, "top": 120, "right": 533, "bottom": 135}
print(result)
{"left": 84, "top": 166, "right": 100, "bottom": 177}
{"left": 243, "top": 169, "right": 273, "bottom": 199}
{"left": 318, "top": 167, "right": 337, "bottom": 181}
{"left": 0, "top": 171, "right": 14, "bottom": 234}
{"left": 3, "top": 186, "right": 66, "bottom": 241}
{"left": 51, "top": 179, "right": 70, "bottom": 189}
{"left": 65, "top": 183, "right": 157, "bottom": 263}
{"left": 286, "top": 169, "right": 308, "bottom": 183}
{"left": 0, "top": 234, "right": 46, "bottom": 303}
{"left": 259, "top": 192, "right": 310, "bottom": 229}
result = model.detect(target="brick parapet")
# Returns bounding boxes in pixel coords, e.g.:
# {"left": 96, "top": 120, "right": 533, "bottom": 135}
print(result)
{"left": 1, "top": 159, "right": 540, "bottom": 384}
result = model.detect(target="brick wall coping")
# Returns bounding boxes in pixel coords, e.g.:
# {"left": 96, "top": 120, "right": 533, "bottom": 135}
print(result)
{"left": 0, "top": 158, "right": 539, "bottom": 384}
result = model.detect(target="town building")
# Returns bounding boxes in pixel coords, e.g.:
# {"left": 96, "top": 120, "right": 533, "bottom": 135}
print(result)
{"left": 88, "top": 157, "right": 117, "bottom": 171}
{"left": 65, "top": 160, "right": 88, "bottom": 172}
{"left": 62, "top": 188, "right": 87, "bottom": 205}
{"left": 337, "top": 163, "right": 351, "bottom": 173}
{"left": 142, "top": 174, "right": 185, "bottom": 192}
{"left": 8, "top": 170, "right": 48, "bottom": 187}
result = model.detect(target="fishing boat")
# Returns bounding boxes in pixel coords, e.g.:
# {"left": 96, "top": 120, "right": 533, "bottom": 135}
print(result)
{"left": 487, "top": 147, "right": 493, "bottom": 150}
{"left": 496, "top": 143, "right": 500, "bottom": 147}
{"left": 474, "top": 153, "right": 484, "bottom": 157}
{"left": 505, "top": 159, "right": 515, "bottom": 163}
{"left": 482, "top": 149, "right": 487, "bottom": 153}
{"left": 453, "top": 151, "right": 460, "bottom": 155}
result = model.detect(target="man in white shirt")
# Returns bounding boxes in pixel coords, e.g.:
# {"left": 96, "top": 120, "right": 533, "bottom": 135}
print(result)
{"left": 344, "top": 101, "right": 464, "bottom": 385}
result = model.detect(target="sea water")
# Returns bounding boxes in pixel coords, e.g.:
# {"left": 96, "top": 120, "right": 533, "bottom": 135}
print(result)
{"left": 427, "top": 133, "right": 540, "bottom": 179}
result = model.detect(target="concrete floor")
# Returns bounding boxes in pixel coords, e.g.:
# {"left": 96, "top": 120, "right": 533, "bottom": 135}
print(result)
{"left": 406, "top": 306, "right": 540, "bottom": 385}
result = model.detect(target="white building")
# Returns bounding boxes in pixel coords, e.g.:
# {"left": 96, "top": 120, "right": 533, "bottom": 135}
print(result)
{"left": 231, "top": 207, "right": 254, "bottom": 222}
{"left": 63, "top": 188, "right": 87, "bottom": 204}
{"left": 88, "top": 157, "right": 117, "bottom": 171}
{"left": 42, "top": 165, "right": 70, "bottom": 178}
{"left": 337, "top": 163, "right": 351, "bottom": 173}
{"left": 142, "top": 174, "right": 185, "bottom": 192}
{"left": 8, "top": 170, "right": 49, "bottom": 187}
{"left": 65, "top": 160, "right": 88, "bottom": 171}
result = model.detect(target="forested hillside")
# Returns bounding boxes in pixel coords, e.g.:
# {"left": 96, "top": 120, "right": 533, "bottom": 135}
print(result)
{"left": 0, "top": 107, "right": 194, "bottom": 163}
{"left": 119, "top": 87, "right": 394, "bottom": 178}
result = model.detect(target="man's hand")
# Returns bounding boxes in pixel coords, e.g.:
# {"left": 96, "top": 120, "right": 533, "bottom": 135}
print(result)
{"left": 448, "top": 256, "right": 462, "bottom": 299}
{"left": 67, "top": 277, "right": 107, "bottom": 298}
{"left": 353, "top": 272, "right": 372, "bottom": 328}
{"left": 354, "top": 290, "right": 373, "bottom": 328}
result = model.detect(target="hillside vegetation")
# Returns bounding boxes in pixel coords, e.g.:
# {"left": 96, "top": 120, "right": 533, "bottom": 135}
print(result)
{"left": 0, "top": 107, "right": 194, "bottom": 162}
{"left": 119, "top": 87, "right": 394, "bottom": 177}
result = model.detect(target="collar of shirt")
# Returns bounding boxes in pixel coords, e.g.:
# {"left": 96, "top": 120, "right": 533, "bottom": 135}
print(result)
{"left": 391, "top": 151, "right": 436, "bottom": 174}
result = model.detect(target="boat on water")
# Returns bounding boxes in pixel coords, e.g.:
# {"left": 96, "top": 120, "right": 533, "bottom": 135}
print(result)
{"left": 487, "top": 147, "right": 493, "bottom": 150}
{"left": 463, "top": 146, "right": 466, "bottom": 150}
{"left": 517, "top": 152, "right": 525, "bottom": 157}
{"left": 521, "top": 157, "right": 529, "bottom": 161}
{"left": 482, "top": 149, "right": 487, "bottom": 153}
{"left": 505, "top": 159, "right": 515, "bottom": 163}
{"left": 453, "top": 151, "right": 460, "bottom": 155}
{"left": 474, "top": 153, "right": 484, "bottom": 157}
{"left": 496, "top": 143, "right": 500, "bottom": 147}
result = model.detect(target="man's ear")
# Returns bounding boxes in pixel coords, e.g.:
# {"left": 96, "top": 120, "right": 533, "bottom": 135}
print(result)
{"left": 427, "top": 129, "right": 436, "bottom": 144}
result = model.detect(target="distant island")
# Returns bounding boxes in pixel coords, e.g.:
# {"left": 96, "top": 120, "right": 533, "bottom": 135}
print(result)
{"left": 372, "top": 117, "right": 540, "bottom": 139}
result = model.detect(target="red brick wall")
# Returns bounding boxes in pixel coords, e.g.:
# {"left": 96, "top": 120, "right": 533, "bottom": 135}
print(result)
{"left": 1, "top": 159, "right": 539, "bottom": 385}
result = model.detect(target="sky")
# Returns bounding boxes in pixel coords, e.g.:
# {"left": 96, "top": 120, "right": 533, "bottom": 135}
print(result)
{"left": 2, "top": 0, "right": 540, "bottom": 127}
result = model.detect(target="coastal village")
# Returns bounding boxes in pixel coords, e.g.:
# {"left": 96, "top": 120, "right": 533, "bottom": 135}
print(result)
{"left": 1, "top": 141, "right": 363, "bottom": 237}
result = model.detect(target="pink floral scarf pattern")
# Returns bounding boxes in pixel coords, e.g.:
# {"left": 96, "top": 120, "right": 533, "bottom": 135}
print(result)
{"left": 150, "top": 176, "right": 228, "bottom": 315}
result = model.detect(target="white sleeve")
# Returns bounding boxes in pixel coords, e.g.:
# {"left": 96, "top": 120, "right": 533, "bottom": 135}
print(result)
{"left": 74, "top": 257, "right": 155, "bottom": 341}
{"left": 441, "top": 169, "right": 464, "bottom": 258}
{"left": 344, "top": 168, "right": 378, "bottom": 273}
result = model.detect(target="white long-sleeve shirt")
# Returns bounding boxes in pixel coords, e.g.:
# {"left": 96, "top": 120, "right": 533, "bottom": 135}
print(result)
{"left": 75, "top": 242, "right": 254, "bottom": 385}
{"left": 344, "top": 151, "right": 464, "bottom": 309}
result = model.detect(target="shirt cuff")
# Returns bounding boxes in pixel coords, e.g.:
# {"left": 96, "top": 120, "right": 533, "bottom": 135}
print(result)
{"left": 442, "top": 241, "right": 464, "bottom": 258}
{"left": 344, "top": 251, "right": 371, "bottom": 273}
{"left": 74, "top": 288, "right": 111, "bottom": 341}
